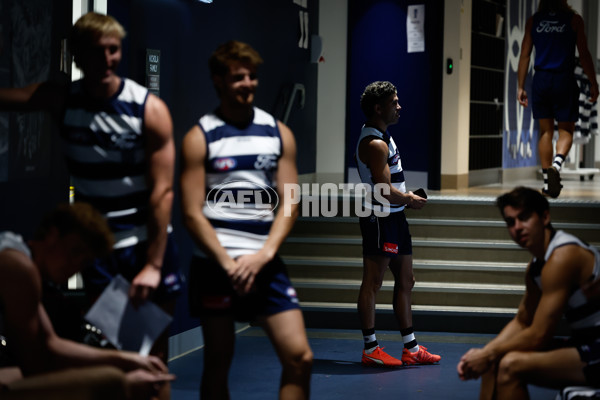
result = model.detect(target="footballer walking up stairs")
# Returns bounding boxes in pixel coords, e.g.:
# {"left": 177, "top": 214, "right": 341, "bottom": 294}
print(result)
{"left": 280, "top": 192, "right": 600, "bottom": 334}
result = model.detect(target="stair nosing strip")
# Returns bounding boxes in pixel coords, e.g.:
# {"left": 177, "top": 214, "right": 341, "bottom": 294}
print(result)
{"left": 299, "top": 301, "right": 518, "bottom": 314}
{"left": 292, "top": 279, "right": 525, "bottom": 293}
{"left": 282, "top": 257, "right": 526, "bottom": 271}
{"left": 285, "top": 236, "right": 524, "bottom": 249}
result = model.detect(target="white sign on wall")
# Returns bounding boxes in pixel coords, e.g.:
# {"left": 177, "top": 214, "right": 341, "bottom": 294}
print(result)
{"left": 407, "top": 4, "right": 425, "bottom": 53}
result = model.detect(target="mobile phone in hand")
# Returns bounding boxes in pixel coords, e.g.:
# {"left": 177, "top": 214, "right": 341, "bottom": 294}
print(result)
{"left": 414, "top": 188, "right": 427, "bottom": 199}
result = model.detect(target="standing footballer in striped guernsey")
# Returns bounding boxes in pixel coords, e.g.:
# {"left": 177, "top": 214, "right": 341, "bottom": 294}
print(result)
{"left": 0, "top": 13, "right": 182, "bottom": 400}
{"left": 355, "top": 81, "right": 439, "bottom": 367}
{"left": 181, "top": 40, "right": 313, "bottom": 400}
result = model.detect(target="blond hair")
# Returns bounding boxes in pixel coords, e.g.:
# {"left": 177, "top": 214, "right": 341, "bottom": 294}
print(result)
{"left": 71, "top": 12, "right": 126, "bottom": 61}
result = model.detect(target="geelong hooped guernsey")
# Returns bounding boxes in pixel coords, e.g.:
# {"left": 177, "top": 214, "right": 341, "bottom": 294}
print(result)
{"left": 62, "top": 78, "right": 151, "bottom": 249}
{"left": 529, "top": 230, "right": 600, "bottom": 341}
{"left": 356, "top": 125, "right": 405, "bottom": 213}
{"left": 199, "top": 107, "right": 282, "bottom": 258}
{"left": 531, "top": 11, "right": 576, "bottom": 72}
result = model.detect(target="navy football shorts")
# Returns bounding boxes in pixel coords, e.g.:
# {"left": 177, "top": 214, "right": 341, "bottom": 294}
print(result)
{"left": 188, "top": 254, "right": 300, "bottom": 322}
{"left": 532, "top": 69, "right": 579, "bottom": 122}
{"left": 82, "top": 233, "right": 184, "bottom": 304}
{"left": 576, "top": 337, "right": 600, "bottom": 386}
{"left": 359, "top": 211, "right": 412, "bottom": 258}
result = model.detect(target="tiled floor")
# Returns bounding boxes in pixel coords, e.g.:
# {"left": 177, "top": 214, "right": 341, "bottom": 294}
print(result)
{"left": 169, "top": 327, "right": 559, "bottom": 400}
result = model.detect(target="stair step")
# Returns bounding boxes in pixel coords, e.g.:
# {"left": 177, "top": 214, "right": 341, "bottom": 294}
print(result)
{"left": 281, "top": 237, "right": 532, "bottom": 263}
{"left": 284, "top": 256, "right": 525, "bottom": 271}
{"left": 284, "top": 256, "right": 527, "bottom": 284}
{"left": 300, "top": 301, "right": 517, "bottom": 315}
{"left": 291, "top": 217, "right": 600, "bottom": 243}
{"left": 285, "top": 256, "right": 527, "bottom": 269}
{"left": 285, "top": 236, "right": 520, "bottom": 248}
{"left": 292, "top": 278, "right": 524, "bottom": 294}
{"left": 293, "top": 279, "right": 523, "bottom": 308}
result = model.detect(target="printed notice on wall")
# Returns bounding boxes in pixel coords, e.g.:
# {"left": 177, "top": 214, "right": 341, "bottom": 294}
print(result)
{"left": 146, "top": 49, "right": 160, "bottom": 97}
{"left": 407, "top": 5, "right": 425, "bottom": 53}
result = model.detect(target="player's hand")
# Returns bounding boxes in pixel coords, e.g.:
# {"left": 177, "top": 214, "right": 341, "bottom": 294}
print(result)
{"left": 119, "top": 352, "right": 168, "bottom": 374}
{"left": 589, "top": 83, "right": 599, "bottom": 103}
{"left": 125, "top": 369, "right": 176, "bottom": 400}
{"left": 129, "top": 265, "right": 161, "bottom": 308}
{"left": 407, "top": 192, "right": 426, "bottom": 210}
{"left": 517, "top": 88, "right": 528, "bottom": 107}
{"left": 457, "top": 348, "right": 492, "bottom": 381}
{"left": 230, "top": 252, "right": 269, "bottom": 294}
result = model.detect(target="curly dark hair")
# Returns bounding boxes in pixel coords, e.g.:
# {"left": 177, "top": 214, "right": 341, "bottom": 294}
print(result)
{"left": 496, "top": 186, "right": 550, "bottom": 220}
{"left": 34, "top": 202, "right": 114, "bottom": 259}
{"left": 208, "top": 40, "right": 264, "bottom": 77}
{"left": 360, "top": 81, "right": 397, "bottom": 118}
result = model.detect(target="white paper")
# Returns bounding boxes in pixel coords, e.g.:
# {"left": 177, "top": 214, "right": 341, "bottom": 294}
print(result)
{"left": 407, "top": 5, "right": 425, "bottom": 53}
{"left": 84, "top": 275, "right": 172, "bottom": 356}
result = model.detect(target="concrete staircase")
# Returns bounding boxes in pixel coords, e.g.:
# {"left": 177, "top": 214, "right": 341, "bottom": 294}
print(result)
{"left": 280, "top": 194, "right": 600, "bottom": 334}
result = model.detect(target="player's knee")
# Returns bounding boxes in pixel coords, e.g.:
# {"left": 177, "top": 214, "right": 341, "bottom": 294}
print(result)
{"left": 362, "top": 277, "right": 383, "bottom": 292}
{"left": 497, "top": 351, "right": 526, "bottom": 385}
{"left": 297, "top": 347, "right": 314, "bottom": 373}
{"left": 285, "top": 347, "right": 313, "bottom": 374}
{"left": 396, "top": 274, "right": 415, "bottom": 291}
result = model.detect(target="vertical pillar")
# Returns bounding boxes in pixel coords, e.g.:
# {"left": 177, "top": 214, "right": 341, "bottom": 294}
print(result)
{"left": 440, "top": 0, "right": 472, "bottom": 189}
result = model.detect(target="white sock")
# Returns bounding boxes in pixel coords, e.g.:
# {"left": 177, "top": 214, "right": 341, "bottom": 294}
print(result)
{"left": 552, "top": 154, "right": 565, "bottom": 172}
{"left": 402, "top": 332, "right": 419, "bottom": 353}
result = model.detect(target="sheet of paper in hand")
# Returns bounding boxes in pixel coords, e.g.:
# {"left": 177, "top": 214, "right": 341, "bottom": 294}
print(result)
{"left": 84, "top": 274, "right": 172, "bottom": 355}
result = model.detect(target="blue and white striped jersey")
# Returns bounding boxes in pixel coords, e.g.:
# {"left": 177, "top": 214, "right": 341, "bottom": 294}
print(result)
{"left": 355, "top": 125, "right": 405, "bottom": 213}
{"left": 530, "top": 230, "right": 600, "bottom": 341}
{"left": 199, "top": 107, "right": 282, "bottom": 258}
{"left": 62, "top": 78, "right": 151, "bottom": 249}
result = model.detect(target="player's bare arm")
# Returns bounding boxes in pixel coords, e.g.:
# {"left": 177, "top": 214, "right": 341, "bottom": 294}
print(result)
{"left": 362, "top": 138, "right": 426, "bottom": 208}
{"left": 0, "top": 81, "right": 67, "bottom": 118}
{"left": 517, "top": 17, "right": 533, "bottom": 107}
{"left": 129, "top": 94, "right": 175, "bottom": 304}
{"left": 180, "top": 125, "right": 237, "bottom": 274}
{"left": 489, "top": 246, "right": 582, "bottom": 356}
{"left": 458, "top": 263, "right": 541, "bottom": 380}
